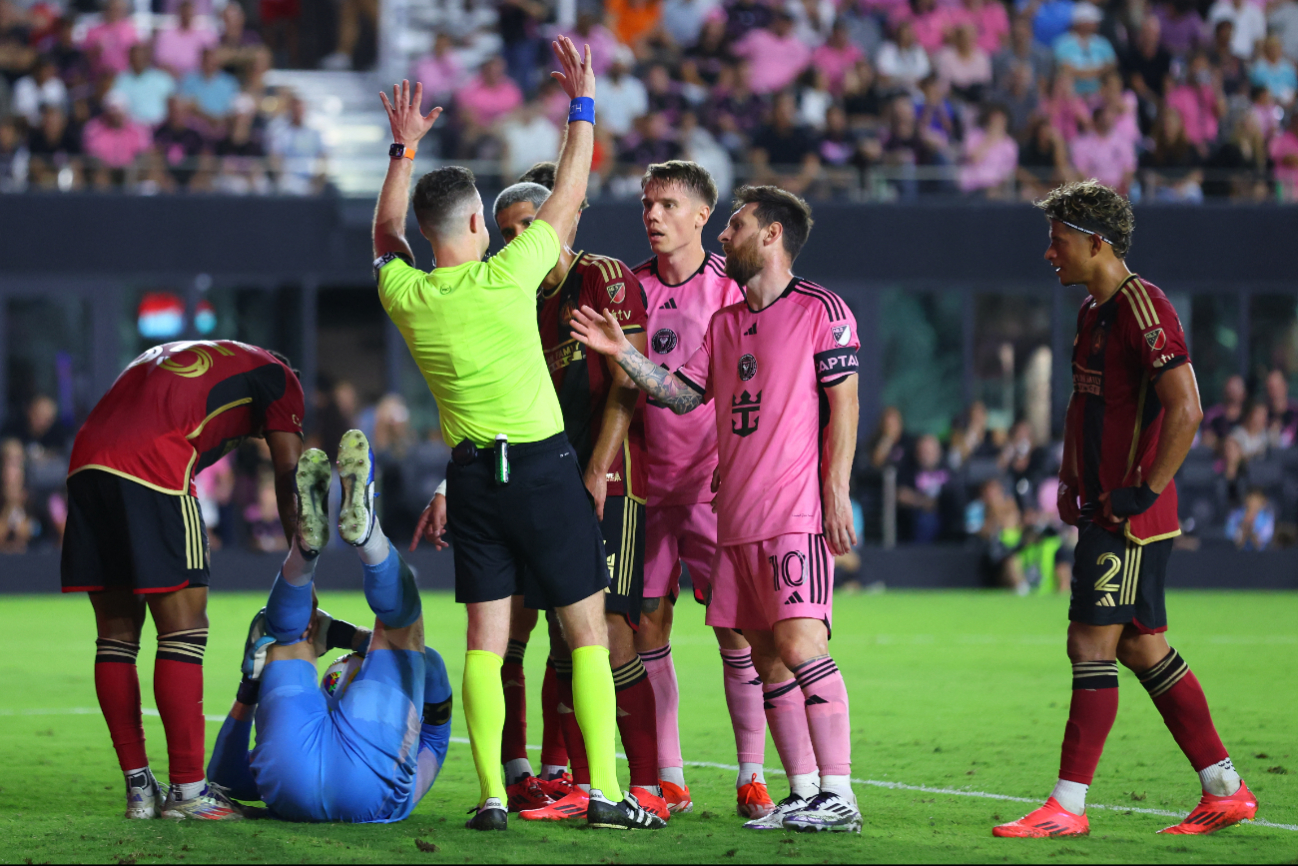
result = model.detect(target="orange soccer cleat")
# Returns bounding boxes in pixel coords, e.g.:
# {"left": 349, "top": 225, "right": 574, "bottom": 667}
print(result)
{"left": 660, "top": 779, "right": 693, "bottom": 814}
{"left": 537, "top": 772, "right": 573, "bottom": 801}
{"left": 520, "top": 787, "right": 590, "bottom": 821}
{"left": 992, "top": 797, "right": 1090, "bottom": 838}
{"left": 506, "top": 776, "right": 554, "bottom": 813}
{"left": 1159, "top": 782, "right": 1258, "bottom": 835}
{"left": 630, "top": 786, "right": 671, "bottom": 821}
{"left": 736, "top": 774, "right": 775, "bottom": 819}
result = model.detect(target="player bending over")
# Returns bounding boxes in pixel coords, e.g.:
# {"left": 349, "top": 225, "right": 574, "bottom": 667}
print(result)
{"left": 204, "top": 432, "right": 452, "bottom": 822}
{"left": 571, "top": 186, "right": 863, "bottom": 834}
{"left": 994, "top": 181, "right": 1257, "bottom": 838}
{"left": 62, "top": 340, "right": 304, "bottom": 820}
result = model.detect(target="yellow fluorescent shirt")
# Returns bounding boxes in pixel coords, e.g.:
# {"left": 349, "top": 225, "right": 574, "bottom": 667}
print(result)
{"left": 377, "top": 219, "right": 565, "bottom": 447}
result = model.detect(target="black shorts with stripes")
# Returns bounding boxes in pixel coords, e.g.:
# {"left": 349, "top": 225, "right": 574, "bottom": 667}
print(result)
{"left": 1068, "top": 521, "right": 1172, "bottom": 633}
{"left": 61, "top": 469, "right": 210, "bottom": 594}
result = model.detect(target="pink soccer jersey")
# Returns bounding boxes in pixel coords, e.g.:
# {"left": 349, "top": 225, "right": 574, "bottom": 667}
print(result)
{"left": 635, "top": 252, "right": 746, "bottom": 507}
{"left": 676, "top": 277, "right": 860, "bottom": 545}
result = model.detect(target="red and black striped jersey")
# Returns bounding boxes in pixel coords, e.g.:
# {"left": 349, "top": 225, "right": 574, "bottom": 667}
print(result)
{"left": 537, "top": 252, "right": 649, "bottom": 501}
{"left": 1070, "top": 275, "right": 1188, "bottom": 544}
{"left": 69, "top": 340, "right": 304, "bottom": 495}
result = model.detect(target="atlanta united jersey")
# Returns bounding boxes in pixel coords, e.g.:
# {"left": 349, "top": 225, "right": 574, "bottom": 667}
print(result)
{"left": 676, "top": 278, "right": 859, "bottom": 545}
{"left": 69, "top": 340, "right": 304, "bottom": 495}
{"left": 635, "top": 252, "right": 745, "bottom": 506}
{"left": 1070, "top": 275, "right": 1187, "bottom": 543}
{"left": 537, "top": 252, "right": 648, "bottom": 499}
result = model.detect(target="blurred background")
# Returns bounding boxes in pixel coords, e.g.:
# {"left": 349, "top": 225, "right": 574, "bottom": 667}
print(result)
{"left": 0, "top": 0, "right": 1296, "bottom": 591}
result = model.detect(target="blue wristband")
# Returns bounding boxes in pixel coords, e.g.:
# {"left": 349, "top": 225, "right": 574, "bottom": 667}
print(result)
{"left": 568, "top": 97, "right": 595, "bottom": 125}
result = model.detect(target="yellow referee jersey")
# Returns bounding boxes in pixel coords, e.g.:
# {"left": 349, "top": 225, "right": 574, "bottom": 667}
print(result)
{"left": 377, "top": 219, "right": 565, "bottom": 447}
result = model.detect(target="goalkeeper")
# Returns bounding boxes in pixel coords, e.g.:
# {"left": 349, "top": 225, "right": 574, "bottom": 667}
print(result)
{"left": 206, "top": 431, "right": 451, "bottom": 822}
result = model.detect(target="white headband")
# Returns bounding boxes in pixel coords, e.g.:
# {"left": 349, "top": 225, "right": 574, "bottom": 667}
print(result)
{"left": 1061, "top": 219, "right": 1113, "bottom": 245}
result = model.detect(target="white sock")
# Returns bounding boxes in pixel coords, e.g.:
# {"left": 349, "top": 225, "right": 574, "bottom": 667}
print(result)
{"left": 356, "top": 523, "right": 389, "bottom": 566}
{"left": 1051, "top": 779, "right": 1088, "bottom": 815}
{"left": 124, "top": 766, "right": 150, "bottom": 783}
{"left": 820, "top": 774, "right": 854, "bottom": 800}
{"left": 789, "top": 772, "right": 819, "bottom": 800}
{"left": 281, "top": 542, "right": 318, "bottom": 586}
{"left": 736, "top": 762, "right": 764, "bottom": 788}
{"left": 173, "top": 779, "right": 206, "bottom": 801}
{"left": 504, "top": 758, "right": 533, "bottom": 786}
{"left": 578, "top": 783, "right": 592, "bottom": 794}
{"left": 541, "top": 764, "right": 567, "bottom": 781}
{"left": 660, "top": 766, "right": 685, "bottom": 788}
{"left": 1198, "top": 758, "right": 1242, "bottom": 796}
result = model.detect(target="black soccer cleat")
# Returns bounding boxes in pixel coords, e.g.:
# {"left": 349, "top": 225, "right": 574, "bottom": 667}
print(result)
{"left": 586, "top": 790, "right": 667, "bottom": 830}
{"left": 465, "top": 798, "right": 508, "bottom": 831}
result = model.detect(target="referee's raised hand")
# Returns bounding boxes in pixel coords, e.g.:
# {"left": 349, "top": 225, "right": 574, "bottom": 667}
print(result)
{"left": 379, "top": 80, "right": 442, "bottom": 149}
{"left": 550, "top": 35, "right": 594, "bottom": 101}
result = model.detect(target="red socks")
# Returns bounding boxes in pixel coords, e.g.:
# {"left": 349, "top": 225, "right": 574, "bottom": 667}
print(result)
{"left": 554, "top": 657, "right": 590, "bottom": 786}
{"left": 153, "top": 629, "right": 209, "bottom": 785}
{"left": 1058, "top": 661, "right": 1119, "bottom": 785}
{"left": 94, "top": 638, "right": 148, "bottom": 772}
{"left": 540, "top": 658, "right": 568, "bottom": 769}
{"left": 501, "top": 639, "right": 529, "bottom": 764}
{"left": 1139, "top": 649, "right": 1229, "bottom": 771}
{"left": 612, "top": 657, "right": 660, "bottom": 790}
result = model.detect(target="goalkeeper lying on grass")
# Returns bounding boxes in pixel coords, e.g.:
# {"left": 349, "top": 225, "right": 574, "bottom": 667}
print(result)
{"left": 206, "top": 431, "right": 452, "bottom": 823}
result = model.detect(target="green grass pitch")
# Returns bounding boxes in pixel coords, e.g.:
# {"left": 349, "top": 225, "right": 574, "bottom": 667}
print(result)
{"left": 1, "top": 588, "right": 1295, "bottom": 864}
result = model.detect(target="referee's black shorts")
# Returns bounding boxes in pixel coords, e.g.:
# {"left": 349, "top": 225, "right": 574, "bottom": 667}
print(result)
{"left": 61, "top": 469, "right": 210, "bottom": 594}
{"left": 446, "top": 433, "right": 610, "bottom": 608}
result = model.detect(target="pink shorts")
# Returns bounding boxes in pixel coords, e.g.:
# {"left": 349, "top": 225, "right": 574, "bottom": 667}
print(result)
{"left": 644, "top": 502, "right": 718, "bottom": 603}
{"left": 704, "top": 533, "right": 834, "bottom": 633}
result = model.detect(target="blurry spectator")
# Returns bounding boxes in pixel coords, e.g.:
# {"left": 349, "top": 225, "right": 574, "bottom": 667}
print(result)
{"left": 500, "top": 100, "right": 560, "bottom": 179}
{"left": 1140, "top": 106, "right": 1204, "bottom": 202}
{"left": 607, "top": 0, "right": 666, "bottom": 57}
{"left": 787, "top": 0, "right": 836, "bottom": 48}
{"left": 0, "top": 439, "right": 33, "bottom": 554}
{"left": 496, "top": 0, "right": 546, "bottom": 90}
{"left": 213, "top": 98, "right": 268, "bottom": 194}
{"left": 958, "top": 102, "right": 1017, "bottom": 195}
{"left": 917, "top": 74, "right": 959, "bottom": 148}
{"left": 1270, "top": 109, "right": 1298, "bottom": 201}
{"left": 110, "top": 43, "right": 176, "bottom": 127}
{"left": 40, "top": 17, "right": 89, "bottom": 85}
{"left": 153, "top": 95, "right": 207, "bottom": 189}
{"left": 1052, "top": 2, "right": 1115, "bottom": 97}
{"left": 179, "top": 47, "right": 240, "bottom": 126}
{"left": 1041, "top": 68, "right": 1090, "bottom": 142}
{"left": 155, "top": 0, "right": 217, "bottom": 79}
{"left": 1202, "top": 374, "right": 1247, "bottom": 449}
{"left": 1208, "top": 0, "right": 1265, "bottom": 60}
{"left": 259, "top": 0, "right": 301, "bottom": 68}
{"left": 2, "top": 394, "right": 69, "bottom": 452}
{"left": 194, "top": 452, "right": 235, "bottom": 549}
{"left": 999, "top": 419, "right": 1048, "bottom": 507}
{"left": 645, "top": 63, "right": 688, "bottom": 123}
{"left": 1095, "top": 69, "right": 1139, "bottom": 144}
{"left": 0, "top": 65, "right": 10, "bottom": 121}
{"left": 12, "top": 55, "right": 67, "bottom": 126}
{"left": 80, "top": 0, "right": 137, "bottom": 77}
{"left": 948, "top": 400, "right": 997, "bottom": 468}
{"left": 1122, "top": 13, "right": 1171, "bottom": 126}
{"left": 1249, "top": 35, "right": 1297, "bottom": 108}
{"left": 214, "top": 2, "right": 263, "bottom": 73}
{"left": 750, "top": 91, "right": 821, "bottom": 194}
{"left": 881, "top": 93, "right": 945, "bottom": 199}
{"left": 1265, "top": 369, "right": 1298, "bottom": 448}
{"left": 868, "top": 405, "right": 911, "bottom": 468}
{"left": 705, "top": 62, "right": 764, "bottom": 151}
{"left": 26, "top": 104, "right": 81, "bottom": 188}
{"left": 937, "top": 23, "right": 992, "bottom": 102}
{"left": 732, "top": 10, "right": 812, "bottom": 94}
{"left": 322, "top": 0, "right": 379, "bottom": 71}
{"left": 1251, "top": 82, "right": 1282, "bottom": 139}
{"left": 876, "top": 20, "right": 931, "bottom": 94}
{"left": 1017, "top": 503, "right": 1074, "bottom": 593}
{"left": 974, "top": 477, "right": 1025, "bottom": 589}
{"left": 724, "top": 0, "right": 774, "bottom": 43}
{"left": 686, "top": 16, "right": 736, "bottom": 84}
{"left": 622, "top": 111, "right": 682, "bottom": 166}
{"left": 960, "top": 0, "right": 1009, "bottom": 55}
{"left": 1030, "top": 0, "right": 1076, "bottom": 49}
{"left": 456, "top": 56, "right": 524, "bottom": 133}
{"left": 596, "top": 57, "right": 649, "bottom": 139}
{"left": 1272, "top": 0, "right": 1298, "bottom": 63}
{"left": 412, "top": 33, "right": 464, "bottom": 113}
{"left": 1203, "top": 110, "right": 1268, "bottom": 199}
{"left": 812, "top": 20, "right": 864, "bottom": 95}
{"left": 0, "top": 1, "right": 35, "bottom": 82}
{"left": 678, "top": 110, "right": 733, "bottom": 194}
{"left": 993, "top": 14, "right": 1053, "bottom": 90}
{"left": 82, "top": 91, "right": 151, "bottom": 188}
{"left": 267, "top": 92, "right": 326, "bottom": 194}
{"left": 1230, "top": 401, "right": 1271, "bottom": 462}
{"left": 244, "top": 466, "right": 287, "bottom": 552}
{"left": 1225, "top": 487, "right": 1275, "bottom": 550}
{"left": 1157, "top": 0, "right": 1207, "bottom": 57}
{"left": 1207, "top": 19, "right": 1248, "bottom": 96}
{"left": 0, "top": 117, "right": 26, "bottom": 192}
{"left": 314, "top": 378, "right": 358, "bottom": 463}
{"left": 661, "top": 0, "right": 720, "bottom": 47}
{"left": 1070, "top": 104, "right": 1135, "bottom": 192}
{"left": 841, "top": 58, "right": 888, "bottom": 122}
{"left": 907, "top": 0, "right": 951, "bottom": 55}
{"left": 1016, "top": 114, "right": 1071, "bottom": 197}
{"left": 797, "top": 68, "right": 834, "bottom": 129}
{"left": 815, "top": 103, "right": 862, "bottom": 189}
{"left": 1165, "top": 54, "right": 1225, "bottom": 149}
{"left": 897, "top": 433, "right": 953, "bottom": 542}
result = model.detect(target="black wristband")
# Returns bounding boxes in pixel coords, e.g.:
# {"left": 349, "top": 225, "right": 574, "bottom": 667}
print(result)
{"left": 325, "top": 619, "right": 360, "bottom": 652}
{"left": 1108, "top": 481, "right": 1159, "bottom": 517}
{"left": 236, "top": 677, "right": 261, "bottom": 706}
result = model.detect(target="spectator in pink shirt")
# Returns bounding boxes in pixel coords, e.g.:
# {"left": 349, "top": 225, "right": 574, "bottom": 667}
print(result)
{"left": 559, "top": 12, "right": 624, "bottom": 78}
{"left": 935, "top": 22, "right": 991, "bottom": 101}
{"left": 1070, "top": 104, "right": 1136, "bottom": 192}
{"left": 958, "top": 0, "right": 1009, "bottom": 54}
{"left": 1041, "top": 68, "right": 1090, "bottom": 142}
{"left": 732, "top": 10, "right": 812, "bottom": 94}
{"left": 412, "top": 33, "right": 464, "bottom": 112}
{"left": 811, "top": 21, "right": 864, "bottom": 95}
{"left": 81, "top": 0, "right": 138, "bottom": 76}
{"left": 905, "top": 0, "right": 955, "bottom": 54}
{"left": 1270, "top": 110, "right": 1298, "bottom": 201}
{"left": 455, "top": 56, "right": 523, "bottom": 128}
{"left": 154, "top": 1, "right": 218, "bottom": 78}
{"left": 83, "top": 91, "right": 152, "bottom": 187}
{"left": 1164, "top": 52, "right": 1225, "bottom": 149}
{"left": 959, "top": 102, "right": 1017, "bottom": 194}
{"left": 1092, "top": 70, "right": 1139, "bottom": 150}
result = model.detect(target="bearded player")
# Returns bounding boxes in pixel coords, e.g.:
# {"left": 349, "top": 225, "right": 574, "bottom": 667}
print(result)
{"left": 632, "top": 160, "right": 774, "bottom": 818}
{"left": 571, "top": 186, "right": 863, "bottom": 833}
{"left": 62, "top": 340, "right": 304, "bottom": 820}
{"left": 994, "top": 182, "right": 1258, "bottom": 838}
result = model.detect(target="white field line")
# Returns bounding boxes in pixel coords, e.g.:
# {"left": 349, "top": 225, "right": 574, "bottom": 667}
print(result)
{"left": 5, "top": 707, "right": 1293, "bottom": 833}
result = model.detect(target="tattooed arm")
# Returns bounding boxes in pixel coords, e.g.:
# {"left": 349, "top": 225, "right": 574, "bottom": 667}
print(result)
{"left": 569, "top": 305, "right": 703, "bottom": 415}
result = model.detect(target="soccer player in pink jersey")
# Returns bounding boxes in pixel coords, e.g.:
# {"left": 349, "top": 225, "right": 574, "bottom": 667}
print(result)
{"left": 631, "top": 161, "right": 774, "bottom": 819}
{"left": 571, "top": 186, "right": 863, "bottom": 834}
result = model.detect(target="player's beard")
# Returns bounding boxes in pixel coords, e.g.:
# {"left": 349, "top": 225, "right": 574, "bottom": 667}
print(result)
{"left": 723, "top": 236, "right": 763, "bottom": 287}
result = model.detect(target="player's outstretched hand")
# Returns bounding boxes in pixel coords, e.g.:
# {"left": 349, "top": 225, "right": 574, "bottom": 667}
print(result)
{"left": 1057, "top": 479, "right": 1081, "bottom": 526}
{"left": 550, "top": 36, "right": 595, "bottom": 101}
{"left": 379, "top": 80, "right": 442, "bottom": 149}
{"left": 569, "top": 305, "right": 629, "bottom": 357}
{"left": 823, "top": 483, "right": 858, "bottom": 556}
{"left": 410, "top": 492, "right": 449, "bottom": 552}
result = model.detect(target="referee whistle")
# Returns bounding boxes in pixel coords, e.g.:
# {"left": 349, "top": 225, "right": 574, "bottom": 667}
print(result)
{"left": 495, "top": 434, "right": 510, "bottom": 485}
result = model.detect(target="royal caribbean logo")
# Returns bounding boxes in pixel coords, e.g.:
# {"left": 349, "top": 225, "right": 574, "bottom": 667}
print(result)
{"left": 731, "top": 389, "right": 761, "bottom": 437}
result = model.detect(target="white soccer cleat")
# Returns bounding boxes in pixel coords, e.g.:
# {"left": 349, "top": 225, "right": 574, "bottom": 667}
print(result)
{"left": 294, "top": 448, "right": 332, "bottom": 554}
{"left": 162, "top": 782, "right": 244, "bottom": 821}
{"left": 742, "top": 793, "right": 809, "bottom": 830}
{"left": 124, "top": 769, "right": 164, "bottom": 819}
{"left": 781, "top": 791, "right": 862, "bottom": 834}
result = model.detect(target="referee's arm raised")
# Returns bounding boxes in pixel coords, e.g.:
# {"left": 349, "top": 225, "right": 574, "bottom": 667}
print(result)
{"left": 373, "top": 81, "right": 442, "bottom": 263}
{"left": 532, "top": 39, "right": 597, "bottom": 241}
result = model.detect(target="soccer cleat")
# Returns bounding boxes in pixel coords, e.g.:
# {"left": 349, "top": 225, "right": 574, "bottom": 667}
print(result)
{"left": 743, "top": 793, "right": 809, "bottom": 830}
{"left": 537, "top": 771, "right": 573, "bottom": 801}
{"left": 337, "top": 429, "right": 376, "bottom": 546}
{"left": 161, "top": 783, "right": 244, "bottom": 821}
{"left": 506, "top": 776, "right": 554, "bottom": 813}
{"left": 586, "top": 789, "right": 668, "bottom": 830}
{"left": 124, "top": 769, "right": 164, "bottom": 819}
{"left": 240, "top": 606, "right": 275, "bottom": 682}
{"left": 782, "top": 791, "right": 862, "bottom": 834}
{"left": 630, "top": 786, "right": 671, "bottom": 821}
{"left": 520, "top": 787, "right": 589, "bottom": 821}
{"left": 660, "top": 779, "right": 692, "bottom": 814}
{"left": 736, "top": 774, "right": 775, "bottom": 819}
{"left": 1159, "top": 781, "right": 1258, "bottom": 835}
{"left": 992, "top": 797, "right": 1089, "bottom": 837}
{"left": 465, "top": 797, "right": 508, "bottom": 830}
{"left": 294, "top": 447, "right": 332, "bottom": 554}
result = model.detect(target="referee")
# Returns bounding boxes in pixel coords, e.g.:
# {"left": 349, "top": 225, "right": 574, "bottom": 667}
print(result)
{"left": 371, "top": 38, "right": 661, "bottom": 832}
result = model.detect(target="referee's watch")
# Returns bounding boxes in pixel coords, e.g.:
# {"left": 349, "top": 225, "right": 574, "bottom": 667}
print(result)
{"left": 389, "top": 143, "right": 416, "bottom": 161}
